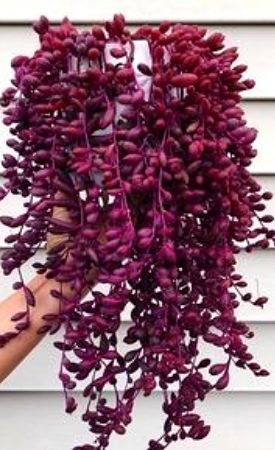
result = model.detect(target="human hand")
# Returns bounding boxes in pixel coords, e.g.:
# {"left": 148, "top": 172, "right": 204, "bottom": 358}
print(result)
{"left": 46, "top": 190, "right": 108, "bottom": 296}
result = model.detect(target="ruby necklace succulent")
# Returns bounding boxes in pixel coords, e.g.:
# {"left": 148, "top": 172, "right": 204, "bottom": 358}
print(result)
{"left": 0, "top": 14, "right": 274, "bottom": 450}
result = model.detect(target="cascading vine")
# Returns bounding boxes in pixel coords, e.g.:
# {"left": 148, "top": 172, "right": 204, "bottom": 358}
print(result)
{"left": 0, "top": 13, "right": 274, "bottom": 450}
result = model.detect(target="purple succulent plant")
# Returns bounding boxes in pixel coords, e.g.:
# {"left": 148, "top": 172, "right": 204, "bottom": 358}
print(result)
{"left": 0, "top": 13, "right": 274, "bottom": 450}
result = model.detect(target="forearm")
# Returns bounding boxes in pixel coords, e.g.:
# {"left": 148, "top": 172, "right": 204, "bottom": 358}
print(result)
{"left": 0, "top": 274, "right": 68, "bottom": 384}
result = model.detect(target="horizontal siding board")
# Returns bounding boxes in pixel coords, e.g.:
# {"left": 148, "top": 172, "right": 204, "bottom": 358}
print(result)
{"left": 1, "top": 246, "right": 275, "bottom": 322}
{"left": 1, "top": 174, "right": 275, "bottom": 248}
{"left": 0, "top": 323, "right": 274, "bottom": 392}
{"left": 243, "top": 102, "right": 275, "bottom": 174}
{"left": 209, "top": 25, "right": 275, "bottom": 100}
{"left": 0, "top": 26, "right": 274, "bottom": 99}
{"left": 0, "top": 0, "right": 275, "bottom": 23}
{"left": 1, "top": 101, "right": 275, "bottom": 174}
{"left": 235, "top": 248, "right": 275, "bottom": 321}
{"left": 0, "top": 391, "right": 274, "bottom": 450}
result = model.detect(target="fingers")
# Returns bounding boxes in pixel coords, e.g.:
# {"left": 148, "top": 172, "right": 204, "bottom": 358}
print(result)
{"left": 51, "top": 190, "right": 70, "bottom": 221}
{"left": 46, "top": 190, "right": 71, "bottom": 252}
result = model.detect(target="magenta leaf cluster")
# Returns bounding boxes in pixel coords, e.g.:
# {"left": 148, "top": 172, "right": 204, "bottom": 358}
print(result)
{"left": 0, "top": 13, "right": 274, "bottom": 450}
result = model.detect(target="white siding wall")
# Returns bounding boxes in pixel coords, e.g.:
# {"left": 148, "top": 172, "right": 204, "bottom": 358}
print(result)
{"left": 0, "top": 2, "right": 274, "bottom": 449}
